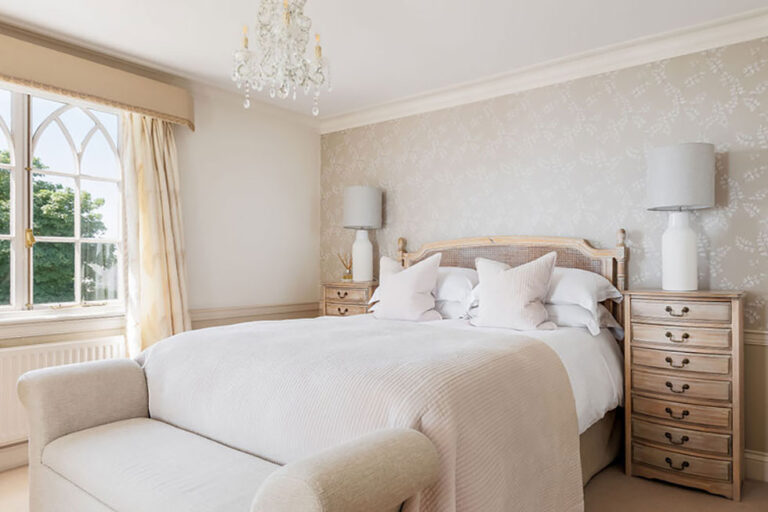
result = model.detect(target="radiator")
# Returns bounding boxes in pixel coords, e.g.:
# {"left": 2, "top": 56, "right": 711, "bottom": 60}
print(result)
{"left": 0, "top": 336, "right": 126, "bottom": 447}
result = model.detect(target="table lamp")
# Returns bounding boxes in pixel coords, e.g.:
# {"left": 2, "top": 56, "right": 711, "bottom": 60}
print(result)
{"left": 343, "top": 186, "right": 382, "bottom": 282}
{"left": 646, "top": 143, "right": 715, "bottom": 291}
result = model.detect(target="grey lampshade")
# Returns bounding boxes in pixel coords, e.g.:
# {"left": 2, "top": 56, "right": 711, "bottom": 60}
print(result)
{"left": 343, "top": 186, "right": 382, "bottom": 229}
{"left": 646, "top": 143, "right": 715, "bottom": 211}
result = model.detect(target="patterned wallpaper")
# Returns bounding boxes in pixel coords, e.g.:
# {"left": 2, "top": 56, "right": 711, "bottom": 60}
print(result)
{"left": 321, "top": 38, "right": 768, "bottom": 331}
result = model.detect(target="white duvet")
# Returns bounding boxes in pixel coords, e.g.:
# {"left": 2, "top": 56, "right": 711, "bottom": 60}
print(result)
{"left": 422, "top": 317, "right": 624, "bottom": 433}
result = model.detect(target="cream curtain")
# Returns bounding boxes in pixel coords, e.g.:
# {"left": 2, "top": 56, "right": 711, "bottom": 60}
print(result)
{"left": 122, "top": 113, "right": 191, "bottom": 357}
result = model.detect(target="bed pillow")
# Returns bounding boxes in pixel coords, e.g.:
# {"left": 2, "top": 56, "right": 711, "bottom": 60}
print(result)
{"left": 545, "top": 267, "right": 623, "bottom": 316}
{"left": 435, "top": 299, "right": 471, "bottom": 319}
{"left": 471, "top": 252, "right": 557, "bottom": 330}
{"left": 545, "top": 304, "right": 624, "bottom": 339}
{"left": 434, "top": 267, "right": 478, "bottom": 303}
{"left": 370, "top": 253, "right": 442, "bottom": 321}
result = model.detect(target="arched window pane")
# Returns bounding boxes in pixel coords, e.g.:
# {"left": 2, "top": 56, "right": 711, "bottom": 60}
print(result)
{"left": 34, "top": 122, "right": 76, "bottom": 173}
{"left": 90, "top": 109, "right": 118, "bottom": 146}
{"left": 33, "top": 173, "right": 75, "bottom": 237}
{"left": 81, "top": 130, "right": 118, "bottom": 178}
{"left": 60, "top": 108, "right": 94, "bottom": 151}
{"left": 0, "top": 129, "right": 11, "bottom": 166}
{"left": 32, "top": 97, "right": 65, "bottom": 134}
{"left": 0, "top": 89, "right": 10, "bottom": 130}
{"left": 81, "top": 180, "right": 119, "bottom": 239}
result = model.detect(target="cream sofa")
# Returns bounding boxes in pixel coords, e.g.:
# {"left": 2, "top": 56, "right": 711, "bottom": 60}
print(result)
{"left": 18, "top": 359, "right": 440, "bottom": 512}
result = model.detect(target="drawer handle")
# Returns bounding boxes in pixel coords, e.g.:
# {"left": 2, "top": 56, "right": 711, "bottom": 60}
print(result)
{"left": 337, "top": 307, "right": 349, "bottom": 316}
{"left": 336, "top": 290, "right": 348, "bottom": 299}
{"left": 664, "top": 432, "right": 690, "bottom": 446}
{"left": 665, "top": 457, "right": 690, "bottom": 471}
{"left": 665, "top": 407, "right": 689, "bottom": 420}
{"left": 665, "top": 305, "right": 690, "bottom": 317}
{"left": 665, "top": 381, "right": 690, "bottom": 394}
{"left": 665, "top": 356, "right": 690, "bottom": 369}
{"left": 665, "top": 331, "right": 690, "bottom": 343}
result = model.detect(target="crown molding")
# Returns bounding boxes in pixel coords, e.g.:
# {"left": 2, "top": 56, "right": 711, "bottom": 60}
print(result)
{"left": 319, "top": 8, "right": 768, "bottom": 134}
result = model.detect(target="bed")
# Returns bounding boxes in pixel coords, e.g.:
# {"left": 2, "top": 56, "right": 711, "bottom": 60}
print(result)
{"left": 136, "top": 231, "right": 628, "bottom": 512}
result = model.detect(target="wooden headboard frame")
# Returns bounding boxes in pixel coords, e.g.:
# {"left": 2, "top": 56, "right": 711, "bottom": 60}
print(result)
{"left": 397, "top": 229, "right": 628, "bottom": 323}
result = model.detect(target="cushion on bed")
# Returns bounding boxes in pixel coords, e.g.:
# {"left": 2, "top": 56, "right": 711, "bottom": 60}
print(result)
{"left": 471, "top": 252, "right": 557, "bottom": 330}
{"left": 545, "top": 267, "right": 622, "bottom": 316}
{"left": 370, "top": 253, "right": 442, "bottom": 321}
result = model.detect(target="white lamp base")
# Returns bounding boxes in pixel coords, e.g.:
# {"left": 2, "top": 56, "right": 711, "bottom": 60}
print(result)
{"left": 662, "top": 211, "right": 698, "bottom": 291}
{"left": 352, "top": 229, "right": 373, "bottom": 282}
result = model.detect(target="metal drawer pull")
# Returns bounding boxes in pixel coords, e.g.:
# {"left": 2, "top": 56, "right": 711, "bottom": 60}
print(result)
{"left": 665, "top": 457, "right": 690, "bottom": 471}
{"left": 337, "top": 307, "right": 348, "bottom": 315}
{"left": 665, "top": 331, "right": 690, "bottom": 343}
{"left": 665, "top": 305, "right": 690, "bottom": 317}
{"left": 336, "top": 290, "right": 348, "bottom": 299}
{"left": 664, "top": 432, "right": 689, "bottom": 445}
{"left": 665, "top": 356, "right": 690, "bottom": 368}
{"left": 665, "top": 407, "right": 689, "bottom": 420}
{"left": 665, "top": 381, "right": 690, "bottom": 394}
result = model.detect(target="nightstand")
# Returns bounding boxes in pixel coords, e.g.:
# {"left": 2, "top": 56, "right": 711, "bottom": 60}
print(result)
{"left": 624, "top": 290, "right": 744, "bottom": 500}
{"left": 322, "top": 281, "right": 377, "bottom": 317}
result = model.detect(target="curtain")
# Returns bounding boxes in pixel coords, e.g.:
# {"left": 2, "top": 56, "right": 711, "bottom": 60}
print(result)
{"left": 121, "top": 113, "right": 191, "bottom": 358}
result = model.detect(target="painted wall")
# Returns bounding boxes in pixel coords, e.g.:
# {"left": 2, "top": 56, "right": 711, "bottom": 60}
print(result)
{"left": 321, "top": 38, "right": 768, "bottom": 452}
{"left": 177, "top": 83, "right": 321, "bottom": 310}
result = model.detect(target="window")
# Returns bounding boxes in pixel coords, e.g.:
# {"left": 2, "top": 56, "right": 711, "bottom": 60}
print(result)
{"left": 0, "top": 86, "right": 122, "bottom": 313}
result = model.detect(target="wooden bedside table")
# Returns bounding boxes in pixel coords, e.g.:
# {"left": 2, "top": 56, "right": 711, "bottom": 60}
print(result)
{"left": 322, "top": 281, "right": 377, "bottom": 317}
{"left": 624, "top": 290, "right": 745, "bottom": 500}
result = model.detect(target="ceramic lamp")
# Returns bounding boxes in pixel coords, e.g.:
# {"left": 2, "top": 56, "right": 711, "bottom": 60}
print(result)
{"left": 343, "top": 186, "right": 382, "bottom": 282}
{"left": 646, "top": 143, "right": 715, "bottom": 291}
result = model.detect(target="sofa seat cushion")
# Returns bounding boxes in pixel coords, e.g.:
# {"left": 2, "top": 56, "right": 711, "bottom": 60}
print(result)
{"left": 42, "top": 418, "right": 278, "bottom": 512}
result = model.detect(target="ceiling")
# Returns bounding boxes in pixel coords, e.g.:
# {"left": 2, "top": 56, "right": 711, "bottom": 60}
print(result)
{"left": 1, "top": 0, "right": 767, "bottom": 119}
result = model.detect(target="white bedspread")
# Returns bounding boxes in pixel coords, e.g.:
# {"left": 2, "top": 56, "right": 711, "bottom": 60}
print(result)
{"left": 140, "top": 315, "right": 587, "bottom": 512}
{"left": 424, "top": 318, "right": 624, "bottom": 433}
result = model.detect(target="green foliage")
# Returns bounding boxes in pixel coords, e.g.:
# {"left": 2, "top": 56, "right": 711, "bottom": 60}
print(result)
{"left": 0, "top": 149, "right": 116, "bottom": 305}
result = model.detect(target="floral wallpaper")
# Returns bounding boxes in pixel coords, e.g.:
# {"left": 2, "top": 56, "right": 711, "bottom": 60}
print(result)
{"left": 321, "top": 38, "right": 768, "bottom": 331}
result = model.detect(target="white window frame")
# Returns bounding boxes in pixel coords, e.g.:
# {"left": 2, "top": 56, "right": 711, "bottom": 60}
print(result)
{"left": 0, "top": 84, "right": 125, "bottom": 318}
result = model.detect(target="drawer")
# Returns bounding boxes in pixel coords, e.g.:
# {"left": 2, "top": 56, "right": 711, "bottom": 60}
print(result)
{"left": 631, "top": 299, "right": 731, "bottom": 324}
{"left": 324, "top": 287, "right": 370, "bottom": 303}
{"left": 632, "top": 323, "right": 731, "bottom": 351}
{"left": 325, "top": 303, "right": 368, "bottom": 317}
{"left": 632, "top": 418, "right": 731, "bottom": 456}
{"left": 633, "top": 443, "right": 731, "bottom": 482}
{"left": 632, "top": 395, "right": 731, "bottom": 429}
{"left": 632, "top": 370, "right": 731, "bottom": 402}
{"left": 632, "top": 347, "right": 730, "bottom": 375}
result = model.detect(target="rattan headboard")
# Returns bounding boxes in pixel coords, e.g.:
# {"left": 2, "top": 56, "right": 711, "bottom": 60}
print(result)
{"left": 397, "top": 229, "right": 628, "bottom": 321}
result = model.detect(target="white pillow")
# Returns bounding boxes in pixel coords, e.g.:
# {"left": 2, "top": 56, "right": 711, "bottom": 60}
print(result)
{"left": 545, "top": 267, "right": 623, "bottom": 316}
{"left": 435, "top": 300, "right": 471, "bottom": 320}
{"left": 434, "top": 267, "right": 478, "bottom": 303}
{"left": 370, "top": 254, "right": 442, "bottom": 321}
{"left": 470, "top": 252, "right": 557, "bottom": 330}
{"left": 545, "top": 303, "right": 620, "bottom": 335}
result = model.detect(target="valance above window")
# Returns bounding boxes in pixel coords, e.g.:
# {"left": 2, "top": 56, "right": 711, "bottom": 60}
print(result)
{"left": 0, "top": 31, "right": 194, "bottom": 130}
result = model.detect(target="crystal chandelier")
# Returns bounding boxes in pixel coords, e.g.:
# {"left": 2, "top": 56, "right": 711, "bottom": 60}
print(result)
{"left": 232, "top": 0, "right": 330, "bottom": 116}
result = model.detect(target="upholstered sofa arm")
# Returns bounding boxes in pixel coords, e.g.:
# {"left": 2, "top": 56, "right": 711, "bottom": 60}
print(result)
{"left": 251, "top": 428, "right": 440, "bottom": 512}
{"left": 17, "top": 359, "right": 149, "bottom": 464}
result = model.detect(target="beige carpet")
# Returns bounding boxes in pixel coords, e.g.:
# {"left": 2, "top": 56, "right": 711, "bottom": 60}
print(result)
{"left": 586, "top": 465, "right": 768, "bottom": 511}
{"left": 1, "top": 463, "right": 767, "bottom": 511}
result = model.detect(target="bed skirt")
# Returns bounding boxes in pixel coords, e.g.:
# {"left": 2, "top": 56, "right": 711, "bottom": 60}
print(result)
{"left": 580, "top": 408, "right": 622, "bottom": 485}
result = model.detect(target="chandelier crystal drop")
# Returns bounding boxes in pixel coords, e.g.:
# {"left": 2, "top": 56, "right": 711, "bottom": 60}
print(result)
{"left": 232, "top": 0, "right": 330, "bottom": 116}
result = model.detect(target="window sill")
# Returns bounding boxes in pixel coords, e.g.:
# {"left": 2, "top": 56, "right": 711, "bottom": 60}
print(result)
{"left": 0, "top": 307, "right": 125, "bottom": 347}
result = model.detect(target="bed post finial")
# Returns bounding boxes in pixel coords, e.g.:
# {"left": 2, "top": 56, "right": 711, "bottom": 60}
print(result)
{"left": 617, "top": 228, "right": 626, "bottom": 248}
{"left": 397, "top": 237, "right": 407, "bottom": 267}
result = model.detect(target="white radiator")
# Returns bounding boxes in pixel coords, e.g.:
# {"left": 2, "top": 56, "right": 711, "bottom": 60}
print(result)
{"left": 0, "top": 336, "right": 126, "bottom": 447}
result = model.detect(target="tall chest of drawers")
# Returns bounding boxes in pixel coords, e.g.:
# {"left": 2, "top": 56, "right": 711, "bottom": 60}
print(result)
{"left": 624, "top": 290, "right": 744, "bottom": 500}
